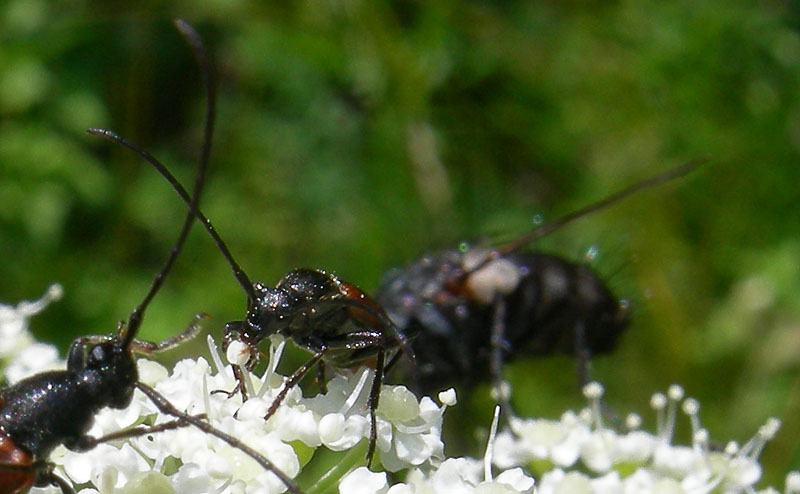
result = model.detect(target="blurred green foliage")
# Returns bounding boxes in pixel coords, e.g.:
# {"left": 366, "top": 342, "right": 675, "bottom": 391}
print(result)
{"left": 1, "top": 0, "right": 799, "bottom": 486}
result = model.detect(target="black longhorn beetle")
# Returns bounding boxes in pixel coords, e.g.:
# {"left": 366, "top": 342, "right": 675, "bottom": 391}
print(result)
{"left": 88, "top": 46, "right": 412, "bottom": 474}
{"left": 81, "top": 132, "right": 413, "bottom": 468}
{"left": 375, "top": 159, "right": 705, "bottom": 403}
{"left": 0, "top": 20, "right": 301, "bottom": 494}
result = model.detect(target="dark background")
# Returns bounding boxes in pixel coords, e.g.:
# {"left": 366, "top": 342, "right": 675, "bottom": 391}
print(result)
{"left": 1, "top": 1, "right": 798, "bottom": 486}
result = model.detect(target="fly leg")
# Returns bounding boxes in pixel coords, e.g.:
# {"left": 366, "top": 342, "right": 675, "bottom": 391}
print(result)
{"left": 573, "top": 319, "right": 621, "bottom": 427}
{"left": 489, "top": 294, "right": 513, "bottom": 414}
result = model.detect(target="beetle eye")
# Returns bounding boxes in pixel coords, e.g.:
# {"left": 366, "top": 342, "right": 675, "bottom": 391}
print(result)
{"left": 88, "top": 344, "right": 107, "bottom": 364}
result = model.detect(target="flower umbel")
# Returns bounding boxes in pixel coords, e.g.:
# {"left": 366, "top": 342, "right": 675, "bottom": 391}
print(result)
{"left": 1, "top": 287, "right": 797, "bottom": 494}
{"left": 0, "top": 284, "right": 63, "bottom": 383}
{"left": 494, "top": 383, "right": 793, "bottom": 494}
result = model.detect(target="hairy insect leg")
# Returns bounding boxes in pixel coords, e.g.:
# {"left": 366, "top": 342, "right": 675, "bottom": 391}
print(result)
{"left": 68, "top": 416, "right": 205, "bottom": 452}
{"left": 488, "top": 295, "right": 514, "bottom": 414}
{"left": 365, "top": 349, "right": 385, "bottom": 468}
{"left": 316, "top": 360, "right": 328, "bottom": 394}
{"left": 209, "top": 365, "right": 250, "bottom": 401}
{"left": 136, "top": 382, "right": 303, "bottom": 494}
{"left": 233, "top": 365, "right": 250, "bottom": 401}
{"left": 573, "top": 320, "right": 622, "bottom": 427}
{"left": 42, "top": 466, "right": 74, "bottom": 494}
{"left": 129, "top": 313, "right": 210, "bottom": 356}
{"left": 264, "top": 351, "right": 327, "bottom": 420}
{"left": 573, "top": 320, "right": 592, "bottom": 388}
{"left": 382, "top": 350, "right": 404, "bottom": 374}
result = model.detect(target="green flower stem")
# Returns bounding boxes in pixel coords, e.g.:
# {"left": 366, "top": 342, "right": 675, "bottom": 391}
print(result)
{"left": 304, "top": 440, "right": 369, "bottom": 494}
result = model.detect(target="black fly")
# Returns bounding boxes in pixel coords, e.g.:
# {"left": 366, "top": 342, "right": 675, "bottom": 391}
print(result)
{"left": 0, "top": 20, "right": 301, "bottom": 494}
{"left": 376, "top": 160, "right": 704, "bottom": 404}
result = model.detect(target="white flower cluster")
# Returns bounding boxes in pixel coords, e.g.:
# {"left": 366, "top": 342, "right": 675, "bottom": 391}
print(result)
{"left": 2, "top": 287, "right": 799, "bottom": 494}
{"left": 493, "top": 383, "right": 795, "bottom": 494}
{"left": 20, "top": 333, "right": 452, "bottom": 494}
{"left": 0, "top": 283, "right": 63, "bottom": 382}
{"left": 2, "top": 287, "right": 448, "bottom": 493}
{"left": 339, "top": 406, "right": 536, "bottom": 494}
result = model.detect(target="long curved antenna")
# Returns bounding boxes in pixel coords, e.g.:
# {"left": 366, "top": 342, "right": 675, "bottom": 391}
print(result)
{"left": 86, "top": 127, "right": 257, "bottom": 307}
{"left": 496, "top": 158, "right": 708, "bottom": 256}
{"left": 119, "top": 19, "right": 216, "bottom": 349}
{"left": 137, "top": 383, "right": 302, "bottom": 494}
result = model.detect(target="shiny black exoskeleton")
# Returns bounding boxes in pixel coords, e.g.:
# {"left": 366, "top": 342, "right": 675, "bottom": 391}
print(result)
{"left": 221, "top": 267, "right": 406, "bottom": 466}
{"left": 376, "top": 160, "right": 703, "bottom": 401}
{"left": 112, "top": 140, "right": 409, "bottom": 470}
{"left": 0, "top": 21, "right": 302, "bottom": 494}
{"left": 0, "top": 332, "right": 142, "bottom": 493}
{"left": 225, "top": 268, "right": 404, "bottom": 371}
{"left": 0, "top": 331, "right": 139, "bottom": 493}
{"left": 0, "top": 339, "right": 137, "bottom": 457}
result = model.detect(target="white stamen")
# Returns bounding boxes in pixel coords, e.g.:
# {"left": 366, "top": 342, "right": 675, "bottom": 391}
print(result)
{"left": 667, "top": 384, "right": 685, "bottom": 401}
{"left": 625, "top": 413, "right": 642, "bottom": 430}
{"left": 484, "top": 405, "right": 501, "bottom": 482}
{"left": 207, "top": 335, "right": 225, "bottom": 375}
{"left": 682, "top": 398, "right": 702, "bottom": 441}
{"left": 659, "top": 385, "right": 683, "bottom": 443}
{"left": 16, "top": 283, "right": 63, "bottom": 316}
{"left": 240, "top": 365, "right": 256, "bottom": 399}
{"left": 257, "top": 337, "right": 286, "bottom": 398}
{"left": 582, "top": 382, "right": 604, "bottom": 430}
{"left": 438, "top": 388, "right": 457, "bottom": 407}
{"left": 693, "top": 428, "right": 709, "bottom": 454}
{"left": 340, "top": 368, "right": 371, "bottom": 414}
{"left": 202, "top": 374, "right": 211, "bottom": 420}
{"left": 650, "top": 393, "right": 667, "bottom": 410}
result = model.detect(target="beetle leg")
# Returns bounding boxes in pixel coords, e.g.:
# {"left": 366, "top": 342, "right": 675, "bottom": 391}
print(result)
{"left": 67, "top": 416, "right": 205, "bottom": 452}
{"left": 129, "top": 313, "right": 209, "bottom": 356}
{"left": 265, "top": 350, "right": 327, "bottom": 420}
{"left": 316, "top": 360, "right": 328, "bottom": 394}
{"left": 35, "top": 463, "right": 74, "bottom": 494}
{"left": 210, "top": 379, "right": 243, "bottom": 400}
{"left": 233, "top": 365, "right": 250, "bottom": 402}
{"left": 382, "top": 349, "right": 404, "bottom": 374}
{"left": 136, "top": 383, "right": 302, "bottom": 494}
{"left": 365, "top": 348, "right": 385, "bottom": 468}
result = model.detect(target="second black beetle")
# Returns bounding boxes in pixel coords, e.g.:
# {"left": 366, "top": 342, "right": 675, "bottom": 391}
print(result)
{"left": 0, "top": 20, "right": 302, "bottom": 494}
